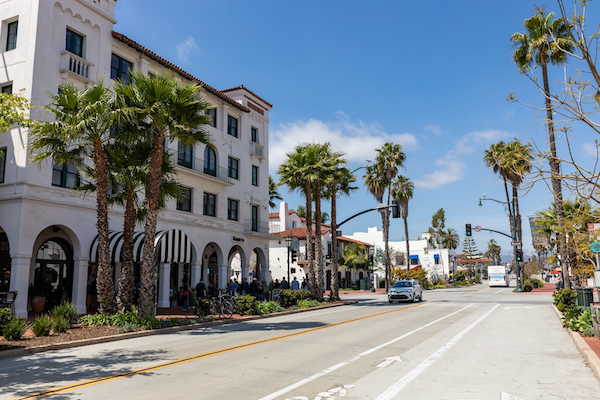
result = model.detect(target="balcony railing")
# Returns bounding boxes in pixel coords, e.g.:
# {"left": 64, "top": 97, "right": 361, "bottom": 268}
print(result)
{"left": 176, "top": 156, "right": 231, "bottom": 183}
{"left": 245, "top": 219, "right": 269, "bottom": 234}
{"left": 250, "top": 143, "right": 264, "bottom": 159}
{"left": 59, "top": 51, "right": 93, "bottom": 81}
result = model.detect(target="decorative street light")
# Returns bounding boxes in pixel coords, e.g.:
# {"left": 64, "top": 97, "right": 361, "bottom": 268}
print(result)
{"left": 479, "top": 194, "right": 523, "bottom": 292}
{"left": 285, "top": 235, "right": 293, "bottom": 285}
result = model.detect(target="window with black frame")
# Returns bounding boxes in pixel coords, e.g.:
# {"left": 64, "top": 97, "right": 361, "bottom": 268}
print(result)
{"left": 0, "top": 149, "right": 6, "bottom": 183}
{"left": 228, "top": 198, "right": 239, "bottom": 221}
{"left": 52, "top": 162, "right": 80, "bottom": 188}
{"left": 66, "top": 28, "right": 83, "bottom": 57}
{"left": 110, "top": 53, "right": 132, "bottom": 82}
{"left": 206, "top": 108, "right": 216, "bottom": 128}
{"left": 251, "top": 127, "right": 258, "bottom": 143}
{"left": 228, "top": 157, "right": 239, "bottom": 180}
{"left": 177, "top": 187, "right": 192, "bottom": 212}
{"left": 5, "top": 21, "right": 17, "bottom": 51}
{"left": 203, "top": 192, "right": 216, "bottom": 217}
{"left": 1, "top": 84, "right": 12, "bottom": 94}
{"left": 203, "top": 146, "right": 216, "bottom": 176}
{"left": 178, "top": 141, "right": 193, "bottom": 168}
{"left": 252, "top": 165, "right": 259, "bottom": 186}
{"left": 251, "top": 205, "right": 259, "bottom": 232}
{"left": 227, "top": 115, "right": 238, "bottom": 138}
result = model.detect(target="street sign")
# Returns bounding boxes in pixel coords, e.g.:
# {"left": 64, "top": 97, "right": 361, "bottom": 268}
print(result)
{"left": 589, "top": 223, "right": 600, "bottom": 231}
{"left": 511, "top": 241, "right": 522, "bottom": 247}
{"left": 475, "top": 226, "right": 481, "bottom": 232}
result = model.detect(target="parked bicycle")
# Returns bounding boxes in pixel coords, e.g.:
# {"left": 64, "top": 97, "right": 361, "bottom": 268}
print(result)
{"left": 210, "top": 293, "right": 234, "bottom": 319}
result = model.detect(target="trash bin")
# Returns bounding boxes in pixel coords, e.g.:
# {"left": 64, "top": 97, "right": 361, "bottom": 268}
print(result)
{"left": 360, "top": 279, "right": 366, "bottom": 290}
{"left": 576, "top": 287, "right": 594, "bottom": 307}
{"left": 532, "top": 280, "right": 539, "bottom": 289}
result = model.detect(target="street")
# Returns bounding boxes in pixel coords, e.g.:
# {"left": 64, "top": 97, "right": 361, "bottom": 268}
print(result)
{"left": 1, "top": 285, "right": 599, "bottom": 400}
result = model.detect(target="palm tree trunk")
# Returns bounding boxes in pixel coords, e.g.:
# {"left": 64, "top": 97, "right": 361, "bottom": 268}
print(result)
{"left": 304, "top": 180, "right": 317, "bottom": 299}
{"left": 117, "top": 192, "right": 135, "bottom": 312}
{"left": 139, "top": 132, "right": 164, "bottom": 317}
{"left": 384, "top": 189, "right": 391, "bottom": 292}
{"left": 513, "top": 185, "right": 525, "bottom": 286}
{"left": 541, "top": 55, "right": 567, "bottom": 288}
{"left": 314, "top": 181, "right": 324, "bottom": 302}
{"left": 92, "top": 142, "right": 116, "bottom": 314}
{"left": 404, "top": 217, "right": 410, "bottom": 278}
{"left": 330, "top": 192, "right": 339, "bottom": 301}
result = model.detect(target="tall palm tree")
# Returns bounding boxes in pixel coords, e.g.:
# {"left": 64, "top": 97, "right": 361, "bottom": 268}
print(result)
{"left": 29, "top": 81, "right": 120, "bottom": 314}
{"left": 484, "top": 141, "right": 514, "bottom": 231}
{"left": 323, "top": 163, "right": 357, "bottom": 301}
{"left": 114, "top": 71, "right": 212, "bottom": 317}
{"left": 269, "top": 175, "right": 283, "bottom": 209}
{"left": 364, "top": 142, "right": 406, "bottom": 292}
{"left": 511, "top": 7, "right": 573, "bottom": 286}
{"left": 486, "top": 239, "right": 502, "bottom": 265}
{"left": 441, "top": 228, "right": 460, "bottom": 250}
{"left": 391, "top": 175, "right": 413, "bottom": 277}
{"left": 338, "top": 243, "right": 369, "bottom": 275}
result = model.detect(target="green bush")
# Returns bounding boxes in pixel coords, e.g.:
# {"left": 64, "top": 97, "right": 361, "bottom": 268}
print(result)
{"left": 139, "top": 315, "right": 161, "bottom": 330}
{"left": 233, "top": 295, "right": 259, "bottom": 315}
{"left": 0, "top": 308, "right": 13, "bottom": 331}
{"left": 195, "top": 298, "right": 212, "bottom": 317}
{"left": 53, "top": 316, "right": 70, "bottom": 333}
{"left": 297, "top": 299, "right": 324, "bottom": 308}
{"left": 523, "top": 282, "right": 533, "bottom": 292}
{"left": 473, "top": 274, "right": 482, "bottom": 284}
{"left": 3, "top": 318, "right": 30, "bottom": 341}
{"left": 256, "top": 301, "right": 285, "bottom": 314}
{"left": 117, "top": 323, "right": 139, "bottom": 333}
{"left": 562, "top": 306, "right": 594, "bottom": 336}
{"left": 553, "top": 288, "right": 577, "bottom": 312}
{"left": 50, "top": 301, "right": 79, "bottom": 327}
{"left": 529, "top": 278, "right": 544, "bottom": 288}
{"left": 454, "top": 270, "right": 467, "bottom": 282}
{"left": 279, "top": 289, "right": 311, "bottom": 307}
{"left": 32, "top": 315, "right": 53, "bottom": 337}
{"left": 433, "top": 284, "right": 447, "bottom": 289}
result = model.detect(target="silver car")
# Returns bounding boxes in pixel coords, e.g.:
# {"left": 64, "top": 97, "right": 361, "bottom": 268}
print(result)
{"left": 388, "top": 280, "right": 422, "bottom": 303}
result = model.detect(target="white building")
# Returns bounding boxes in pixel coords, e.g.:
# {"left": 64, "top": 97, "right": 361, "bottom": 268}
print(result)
{"left": 269, "top": 202, "right": 372, "bottom": 289}
{"left": 0, "top": 0, "right": 272, "bottom": 317}
{"left": 347, "top": 227, "right": 457, "bottom": 279}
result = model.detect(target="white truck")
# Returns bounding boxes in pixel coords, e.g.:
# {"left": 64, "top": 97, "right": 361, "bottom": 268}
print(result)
{"left": 488, "top": 265, "right": 510, "bottom": 287}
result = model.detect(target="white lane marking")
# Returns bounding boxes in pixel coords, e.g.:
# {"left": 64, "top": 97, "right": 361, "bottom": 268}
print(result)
{"left": 494, "top": 289, "right": 505, "bottom": 294}
{"left": 376, "top": 356, "right": 402, "bottom": 368}
{"left": 502, "top": 392, "right": 523, "bottom": 400}
{"left": 259, "top": 304, "right": 473, "bottom": 400}
{"left": 374, "top": 304, "right": 500, "bottom": 400}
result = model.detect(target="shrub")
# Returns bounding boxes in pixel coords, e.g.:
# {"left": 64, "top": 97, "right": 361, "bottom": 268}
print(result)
{"left": 297, "top": 299, "right": 324, "bottom": 308}
{"left": 529, "top": 278, "right": 544, "bottom": 288}
{"left": 553, "top": 288, "right": 577, "bottom": 312}
{"left": 117, "top": 323, "right": 139, "bottom": 333}
{"left": 433, "top": 284, "right": 447, "bottom": 289}
{"left": 50, "top": 301, "right": 79, "bottom": 327}
{"left": 0, "top": 308, "right": 13, "bottom": 331}
{"left": 139, "top": 316, "right": 161, "bottom": 330}
{"left": 32, "top": 315, "right": 53, "bottom": 337}
{"left": 576, "top": 309, "right": 594, "bottom": 337}
{"left": 53, "top": 316, "right": 70, "bottom": 333}
{"left": 195, "top": 298, "right": 212, "bottom": 317}
{"left": 256, "top": 301, "right": 285, "bottom": 314}
{"left": 454, "top": 270, "right": 467, "bottom": 282}
{"left": 3, "top": 318, "right": 30, "bottom": 341}
{"left": 279, "top": 289, "right": 311, "bottom": 307}
{"left": 522, "top": 282, "right": 533, "bottom": 292}
{"left": 233, "top": 295, "right": 259, "bottom": 315}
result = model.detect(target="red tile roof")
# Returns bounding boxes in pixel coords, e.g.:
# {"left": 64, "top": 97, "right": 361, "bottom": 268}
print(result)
{"left": 338, "top": 236, "right": 372, "bottom": 247}
{"left": 111, "top": 31, "right": 250, "bottom": 113}
{"left": 271, "top": 227, "right": 331, "bottom": 238}
{"left": 221, "top": 84, "right": 273, "bottom": 108}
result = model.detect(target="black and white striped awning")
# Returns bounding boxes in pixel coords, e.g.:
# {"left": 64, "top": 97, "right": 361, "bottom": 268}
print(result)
{"left": 89, "top": 229, "right": 192, "bottom": 264}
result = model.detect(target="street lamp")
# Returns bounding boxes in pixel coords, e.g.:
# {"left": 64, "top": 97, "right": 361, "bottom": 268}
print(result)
{"left": 285, "top": 235, "right": 292, "bottom": 285}
{"left": 350, "top": 160, "right": 372, "bottom": 174}
{"left": 478, "top": 194, "right": 523, "bottom": 292}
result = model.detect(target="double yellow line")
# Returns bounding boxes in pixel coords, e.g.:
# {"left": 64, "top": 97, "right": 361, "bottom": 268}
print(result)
{"left": 10, "top": 303, "right": 423, "bottom": 399}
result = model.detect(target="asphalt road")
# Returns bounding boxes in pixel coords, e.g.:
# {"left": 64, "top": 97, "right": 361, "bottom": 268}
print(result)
{"left": 1, "top": 285, "right": 599, "bottom": 400}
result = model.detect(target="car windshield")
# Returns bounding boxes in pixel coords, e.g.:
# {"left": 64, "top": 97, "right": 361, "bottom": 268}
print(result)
{"left": 393, "top": 281, "right": 412, "bottom": 288}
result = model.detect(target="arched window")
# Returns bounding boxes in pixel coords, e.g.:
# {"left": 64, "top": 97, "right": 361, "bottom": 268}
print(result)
{"left": 204, "top": 146, "right": 216, "bottom": 176}
{"left": 0, "top": 232, "right": 11, "bottom": 292}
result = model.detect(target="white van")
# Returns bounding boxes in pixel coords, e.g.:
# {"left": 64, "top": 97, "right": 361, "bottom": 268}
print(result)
{"left": 488, "top": 265, "right": 510, "bottom": 287}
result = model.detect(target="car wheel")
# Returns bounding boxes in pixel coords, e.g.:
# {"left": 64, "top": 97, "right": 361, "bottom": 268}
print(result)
{"left": 388, "top": 299, "right": 393, "bottom": 303}
{"left": 412, "top": 294, "right": 417, "bottom": 303}
{"left": 419, "top": 293, "right": 423, "bottom": 302}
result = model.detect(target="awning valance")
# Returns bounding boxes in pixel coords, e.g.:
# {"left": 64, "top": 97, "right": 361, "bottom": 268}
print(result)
{"left": 90, "top": 229, "right": 192, "bottom": 264}
{"left": 433, "top": 254, "right": 439, "bottom": 259}
{"left": 410, "top": 255, "right": 418, "bottom": 260}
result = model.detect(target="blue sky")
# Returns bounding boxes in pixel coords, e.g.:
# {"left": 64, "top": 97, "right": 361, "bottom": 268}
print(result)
{"left": 114, "top": 1, "right": 599, "bottom": 259}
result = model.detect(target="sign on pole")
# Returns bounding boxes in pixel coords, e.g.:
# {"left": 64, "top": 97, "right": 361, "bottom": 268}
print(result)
{"left": 511, "top": 241, "right": 522, "bottom": 247}
{"left": 474, "top": 226, "right": 481, "bottom": 232}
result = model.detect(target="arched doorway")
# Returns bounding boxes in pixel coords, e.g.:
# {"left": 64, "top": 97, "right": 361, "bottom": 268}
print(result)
{"left": 34, "top": 238, "right": 74, "bottom": 310}
{"left": 0, "top": 231, "right": 10, "bottom": 292}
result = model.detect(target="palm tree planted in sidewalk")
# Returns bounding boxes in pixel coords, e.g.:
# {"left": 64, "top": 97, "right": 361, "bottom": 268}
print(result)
{"left": 29, "top": 81, "right": 121, "bottom": 314}
{"left": 114, "top": 71, "right": 212, "bottom": 317}
{"left": 391, "top": 175, "right": 413, "bottom": 277}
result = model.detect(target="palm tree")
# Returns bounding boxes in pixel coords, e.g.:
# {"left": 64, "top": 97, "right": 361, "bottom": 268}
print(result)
{"left": 391, "top": 175, "right": 413, "bottom": 277}
{"left": 364, "top": 142, "right": 406, "bottom": 292}
{"left": 269, "top": 175, "right": 283, "bottom": 209}
{"left": 486, "top": 239, "right": 502, "bottom": 265}
{"left": 323, "top": 163, "right": 357, "bottom": 301}
{"left": 484, "top": 141, "right": 514, "bottom": 230}
{"left": 29, "top": 81, "right": 120, "bottom": 314}
{"left": 338, "top": 243, "right": 369, "bottom": 275}
{"left": 511, "top": 7, "right": 573, "bottom": 285}
{"left": 114, "top": 71, "right": 212, "bottom": 317}
{"left": 441, "top": 228, "right": 460, "bottom": 250}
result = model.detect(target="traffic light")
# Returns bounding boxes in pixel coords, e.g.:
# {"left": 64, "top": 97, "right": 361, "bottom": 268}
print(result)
{"left": 291, "top": 249, "right": 297, "bottom": 263}
{"left": 392, "top": 199, "right": 400, "bottom": 218}
{"left": 368, "top": 255, "right": 374, "bottom": 266}
{"left": 516, "top": 248, "right": 523, "bottom": 262}
{"left": 466, "top": 224, "right": 472, "bottom": 236}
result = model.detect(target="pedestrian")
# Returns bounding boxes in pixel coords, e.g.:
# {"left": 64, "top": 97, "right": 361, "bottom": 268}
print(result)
{"left": 208, "top": 281, "right": 218, "bottom": 298}
{"left": 291, "top": 276, "right": 299, "bottom": 290}
{"left": 195, "top": 278, "right": 206, "bottom": 299}
{"left": 228, "top": 279, "right": 238, "bottom": 297}
{"left": 250, "top": 278, "right": 258, "bottom": 299}
{"left": 281, "top": 277, "right": 288, "bottom": 289}
{"left": 241, "top": 277, "right": 249, "bottom": 295}
{"left": 301, "top": 278, "right": 307, "bottom": 290}
{"left": 257, "top": 280, "right": 264, "bottom": 301}
{"left": 274, "top": 279, "right": 281, "bottom": 289}
{"left": 180, "top": 281, "right": 190, "bottom": 311}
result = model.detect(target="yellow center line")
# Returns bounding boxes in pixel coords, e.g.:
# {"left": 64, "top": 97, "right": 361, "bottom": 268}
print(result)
{"left": 10, "top": 303, "right": 423, "bottom": 400}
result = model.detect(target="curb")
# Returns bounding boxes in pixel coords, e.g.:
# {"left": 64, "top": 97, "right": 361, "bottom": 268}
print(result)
{"left": 0, "top": 301, "right": 356, "bottom": 360}
{"left": 551, "top": 304, "right": 600, "bottom": 381}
